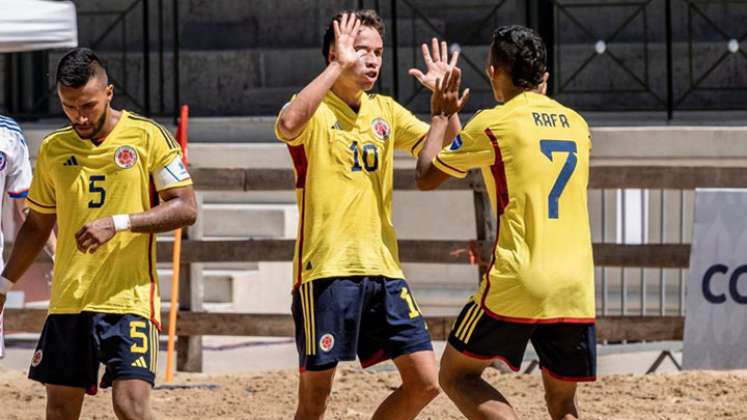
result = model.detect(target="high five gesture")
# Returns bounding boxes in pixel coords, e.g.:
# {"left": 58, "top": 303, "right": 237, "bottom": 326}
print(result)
{"left": 409, "top": 38, "right": 460, "bottom": 92}
{"left": 332, "top": 13, "right": 363, "bottom": 69}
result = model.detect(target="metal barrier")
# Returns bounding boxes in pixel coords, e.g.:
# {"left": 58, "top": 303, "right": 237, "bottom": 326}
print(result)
{"left": 2, "top": 0, "right": 180, "bottom": 119}
{"left": 373, "top": 0, "right": 747, "bottom": 117}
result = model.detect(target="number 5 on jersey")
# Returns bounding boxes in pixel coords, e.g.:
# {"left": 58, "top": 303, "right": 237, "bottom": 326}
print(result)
{"left": 88, "top": 175, "right": 106, "bottom": 208}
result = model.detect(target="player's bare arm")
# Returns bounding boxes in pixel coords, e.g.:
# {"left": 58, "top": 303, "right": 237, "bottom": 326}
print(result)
{"left": 276, "top": 13, "right": 363, "bottom": 140}
{"left": 13, "top": 199, "right": 56, "bottom": 260}
{"left": 409, "top": 37, "right": 463, "bottom": 145}
{"left": 75, "top": 185, "right": 197, "bottom": 254}
{"left": 0, "top": 210, "right": 57, "bottom": 312}
{"left": 416, "top": 68, "right": 470, "bottom": 190}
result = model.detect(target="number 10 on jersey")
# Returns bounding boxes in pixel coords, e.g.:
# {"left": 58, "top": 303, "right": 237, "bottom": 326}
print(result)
{"left": 350, "top": 141, "right": 379, "bottom": 172}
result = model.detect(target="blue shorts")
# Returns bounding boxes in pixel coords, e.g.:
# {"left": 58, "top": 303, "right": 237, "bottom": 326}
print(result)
{"left": 28, "top": 312, "right": 159, "bottom": 395}
{"left": 448, "top": 300, "right": 597, "bottom": 381}
{"left": 292, "top": 276, "right": 433, "bottom": 371}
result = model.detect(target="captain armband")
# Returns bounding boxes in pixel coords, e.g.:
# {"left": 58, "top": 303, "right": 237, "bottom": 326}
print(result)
{"left": 153, "top": 155, "right": 191, "bottom": 190}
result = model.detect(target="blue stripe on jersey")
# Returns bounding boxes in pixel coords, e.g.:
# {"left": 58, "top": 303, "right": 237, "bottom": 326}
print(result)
{"left": 8, "top": 190, "right": 29, "bottom": 199}
{"left": 0, "top": 121, "right": 23, "bottom": 134}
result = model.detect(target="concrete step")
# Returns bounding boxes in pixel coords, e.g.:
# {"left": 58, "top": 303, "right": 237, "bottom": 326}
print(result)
{"left": 197, "top": 203, "right": 298, "bottom": 239}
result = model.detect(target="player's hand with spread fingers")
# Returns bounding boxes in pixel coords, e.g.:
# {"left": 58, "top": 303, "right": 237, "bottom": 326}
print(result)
{"left": 432, "top": 67, "right": 470, "bottom": 117}
{"left": 409, "top": 38, "right": 460, "bottom": 92}
{"left": 333, "top": 12, "right": 363, "bottom": 69}
{"left": 75, "top": 217, "right": 117, "bottom": 254}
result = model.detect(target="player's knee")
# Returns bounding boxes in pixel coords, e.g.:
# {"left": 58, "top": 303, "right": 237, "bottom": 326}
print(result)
{"left": 112, "top": 392, "right": 150, "bottom": 420}
{"left": 544, "top": 388, "right": 575, "bottom": 412}
{"left": 438, "top": 364, "right": 463, "bottom": 394}
{"left": 46, "top": 400, "right": 77, "bottom": 420}
{"left": 299, "top": 381, "right": 333, "bottom": 409}
{"left": 403, "top": 375, "right": 440, "bottom": 402}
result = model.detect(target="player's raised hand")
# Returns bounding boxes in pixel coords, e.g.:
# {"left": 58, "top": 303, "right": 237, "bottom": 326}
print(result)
{"left": 409, "top": 38, "right": 460, "bottom": 92}
{"left": 432, "top": 67, "right": 470, "bottom": 117}
{"left": 75, "top": 217, "right": 117, "bottom": 254}
{"left": 333, "top": 13, "right": 363, "bottom": 69}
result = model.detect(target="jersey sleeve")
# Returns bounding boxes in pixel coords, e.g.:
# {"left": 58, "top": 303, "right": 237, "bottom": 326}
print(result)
{"left": 25, "top": 142, "right": 56, "bottom": 214}
{"left": 433, "top": 117, "right": 496, "bottom": 179}
{"left": 147, "top": 123, "right": 193, "bottom": 191}
{"left": 4, "top": 131, "right": 32, "bottom": 199}
{"left": 391, "top": 100, "right": 429, "bottom": 157}
{"left": 274, "top": 96, "right": 320, "bottom": 147}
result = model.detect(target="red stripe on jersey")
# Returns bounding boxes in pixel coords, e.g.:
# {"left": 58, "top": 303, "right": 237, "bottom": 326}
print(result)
{"left": 147, "top": 233, "right": 161, "bottom": 331}
{"left": 147, "top": 177, "right": 161, "bottom": 331}
{"left": 480, "top": 308, "right": 595, "bottom": 325}
{"left": 541, "top": 367, "right": 596, "bottom": 382}
{"left": 480, "top": 128, "right": 508, "bottom": 312}
{"left": 288, "top": 145, "right": 308, "bottom": 289}
{"left": 435, "top": 156, "right": 467, "bottom": 175}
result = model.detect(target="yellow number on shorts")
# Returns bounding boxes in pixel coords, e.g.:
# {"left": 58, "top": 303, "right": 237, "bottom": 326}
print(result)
{"left": 400, "top": 287, "right": 422, "bottom": 319}
{"left": 129, "top": 320, "right": 148, "bottom": 354}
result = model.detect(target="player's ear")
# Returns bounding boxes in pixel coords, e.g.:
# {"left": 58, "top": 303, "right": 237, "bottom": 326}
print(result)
{"left": 487, "top": 65, "right": 497, "bottom": 80}
{"left": 328, "top": 47, "right": 336, "bottom": 64}
{"left": 105, "top": 84, "right": 114, "bottom": 101}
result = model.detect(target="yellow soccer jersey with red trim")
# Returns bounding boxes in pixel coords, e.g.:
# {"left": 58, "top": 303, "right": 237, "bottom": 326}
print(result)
{"left": 275, "top": 91, "right": 429, "bottom": 287}
{"left": 26, "top": 111, "right": 191, "bottom": 327}
{"left": 434, "top": 92, "right": 595, "bottom": 322}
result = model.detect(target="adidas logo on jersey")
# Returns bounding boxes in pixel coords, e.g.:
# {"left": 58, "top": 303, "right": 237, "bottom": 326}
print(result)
{"left": 131, "top": 356, "right": 147, "bottom": 368}
{"left": 63, "top": 156, "right": 78, "bottom": 166}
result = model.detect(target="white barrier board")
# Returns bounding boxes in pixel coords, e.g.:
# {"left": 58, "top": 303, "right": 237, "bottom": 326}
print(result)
{"left": 683, "top": 189, "right": 747, "bottom": 370}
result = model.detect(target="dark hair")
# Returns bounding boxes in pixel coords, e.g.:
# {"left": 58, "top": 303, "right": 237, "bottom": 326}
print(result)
{"left": 322, "top": 9, "right": 385, "bottom": 62}
{"left": 490, "top": 25, "right": 546, "bottom": 89}
{"left": 55, "top": 47, "right": 108, "bottom": 88}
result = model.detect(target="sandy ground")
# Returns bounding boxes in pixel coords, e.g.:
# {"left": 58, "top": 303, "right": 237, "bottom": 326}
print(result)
{"left": 1, "top": 364, "right": 746, "bottom": 420}
{"left": 1, "top": 338, "right": 743, "bottom": 419}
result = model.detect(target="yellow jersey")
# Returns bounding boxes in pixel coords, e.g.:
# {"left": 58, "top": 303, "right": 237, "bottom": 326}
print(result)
{"left": 26, "top": 111, "right": 191, "bottom": 328}
{"left": 434, "top": 92, "right": 595, "bottom": 323}
{"left": 275, "top": 91, "right": 429, "bottom": 288}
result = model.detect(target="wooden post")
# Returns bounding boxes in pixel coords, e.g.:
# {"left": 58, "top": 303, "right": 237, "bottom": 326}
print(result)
{"left": 471, "top": 174, "right": 495, "bottom": 282}
{"left": 176, "top": 192, "right": 204, "bottom": 372}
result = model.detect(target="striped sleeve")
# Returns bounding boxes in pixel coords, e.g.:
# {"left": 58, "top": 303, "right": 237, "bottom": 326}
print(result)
{"left": 433, "top": 120, "right": 496, "bottom": 179}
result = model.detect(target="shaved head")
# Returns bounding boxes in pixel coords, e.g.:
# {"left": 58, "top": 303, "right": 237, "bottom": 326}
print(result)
{"left": 56, "top": 47, "right": 109, "bottom": 88}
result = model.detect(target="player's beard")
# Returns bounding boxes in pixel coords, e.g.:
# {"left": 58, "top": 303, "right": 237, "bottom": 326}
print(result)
{"left": 77, "top": 108, "right": 108, "bottom": 141}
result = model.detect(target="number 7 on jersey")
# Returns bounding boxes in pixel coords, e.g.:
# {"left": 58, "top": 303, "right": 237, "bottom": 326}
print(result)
{"left": 540, "top": 140, "right": 577, "bottom": 219}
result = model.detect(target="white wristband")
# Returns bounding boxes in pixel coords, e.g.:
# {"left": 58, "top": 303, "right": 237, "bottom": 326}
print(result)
{"left": 112, "top": 214, "right": 131, "bottom": 232}
{"left": 0, "top": 275, "right": 13, "bottom": 295}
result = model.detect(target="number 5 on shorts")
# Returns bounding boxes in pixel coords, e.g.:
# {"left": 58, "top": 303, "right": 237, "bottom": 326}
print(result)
{"left": 400, "top": 287, "right": 422, "bottom": 319}
{"left": 540, "top": 140, "right": 577, "bottom": 219}
{"left": 129, "top": 320, "right": 148, "bottom": 353}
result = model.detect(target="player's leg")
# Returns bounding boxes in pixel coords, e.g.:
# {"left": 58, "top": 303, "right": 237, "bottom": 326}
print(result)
{"left": 292, "top": 278, "right": 362, "bottom": 419}
{"left": 371, "top": 349, "right": 439, "bottom": 420}
{"left": 439, "top": 344, "right": 518, "bottom": 420}
{"left": 45, "top": 384, "right": 85, "bottom": 420}
{"left": 530, "top": 323, "right": 596, "bottom": 420}
{"left": 94, "top": 313, "right": 158, "bottom": 420}
{"left": 28, "top": 314, "right": 99, "bottom": 420}
{"left": 540, "top": 370, "right": 578, "bottom": 420}
{"left": 296, "top": 366, "right": 337, "bottom": 420}
{"left": 111, "top": 379, "right": 154, "bottom": 420}
{"left": 357, "top": 278, "right": 438, "bottom": 419}
{"left": 438, "top": 299, "right": 535, "bottom": 420}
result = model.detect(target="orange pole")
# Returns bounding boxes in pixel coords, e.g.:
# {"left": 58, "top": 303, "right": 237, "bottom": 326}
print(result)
{"left": 165, "top": 105, "right": 189, "bottom": 383}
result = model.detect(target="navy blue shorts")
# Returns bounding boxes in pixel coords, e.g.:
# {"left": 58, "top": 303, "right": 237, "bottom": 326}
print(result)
{"left": 448, "top": 300, "right": 597, "bottom": 381}
{"left": 28, "top": 312, "right": 159, "bottom": 394}
{"left": 292, "top": 276, "right": 433, "bottom": 371}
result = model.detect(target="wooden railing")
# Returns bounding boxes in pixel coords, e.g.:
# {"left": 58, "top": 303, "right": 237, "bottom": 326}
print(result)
{"left": 7, "top": 165, "right": 746, "bottom": 371}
